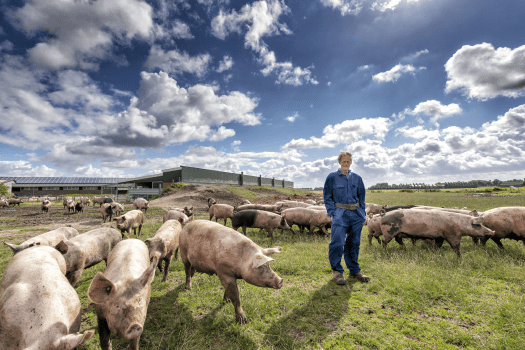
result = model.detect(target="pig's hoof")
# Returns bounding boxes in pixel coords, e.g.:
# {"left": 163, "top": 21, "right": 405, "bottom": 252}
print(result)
{"left": 236, "top": 314, "right": 248, "bottom": 325}
{"left": 223, "top": 296, "right": 232, "bottom": 304}
{"left": 185, "top": 285, "right": 191, "bottom": 290}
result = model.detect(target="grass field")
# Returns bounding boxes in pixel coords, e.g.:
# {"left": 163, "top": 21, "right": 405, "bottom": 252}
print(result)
{"left": 1, "top": 191, "right": 525, "bottom": 349}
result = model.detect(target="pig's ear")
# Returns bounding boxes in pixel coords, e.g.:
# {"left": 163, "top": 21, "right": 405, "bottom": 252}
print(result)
{"left": 138, "top": 256, "right": 158, "bottom": 287}
{"left": 190, "top": 206, "right": 194, "bottom": 210}
{"left": 253, "top": 254, "right": 274, "bottom": 268}
{"left": 469, "top": 209, "right": 479, "bottom": 217}
{"left": 55, "top": 240, "right": 69, "bottom": 254}
{"left": 3, "top": 241, "right": 20, "bottom": 254}
{"left": 262, "top": 246, "right": 282, "bottom": 256}
{"left": 178, "top": 217, "right": 185, "bottom": 225}
{"left": 88, "top": 272, "right": 116, "bottom": 304}
{"left": 471, "top": 216, "right": 484, "bottom": 225}
{"left": 57, "top": 329, "right": 95, "bottom": 350}
{"left": 144, "top": 238, "right": 152, "bottom": 247}
{"left": 188, "top": 215, "right": 194, "bottom": 222}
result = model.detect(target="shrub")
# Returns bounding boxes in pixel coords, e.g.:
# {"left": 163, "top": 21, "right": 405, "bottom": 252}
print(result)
{"left": 492, "top": 187, "right": 504, "bottom": 192}
{"left": 0, "top": 183, "right": 8, "bottom": 197}
{"left": 399, "top": 189, "right": 414, "bottom": 193}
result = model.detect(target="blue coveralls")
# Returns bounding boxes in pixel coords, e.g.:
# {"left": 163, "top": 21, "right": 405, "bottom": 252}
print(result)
{"left": 323, "top": 169, "right": 366, "bottom": 275}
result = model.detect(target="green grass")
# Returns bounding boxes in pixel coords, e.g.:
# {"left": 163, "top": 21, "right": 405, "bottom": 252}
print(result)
{"left": 2, "top": 195, "right": 525, "bottom": 349}
{"left": 226, "top": 186, "right": 261, "bottom": 200}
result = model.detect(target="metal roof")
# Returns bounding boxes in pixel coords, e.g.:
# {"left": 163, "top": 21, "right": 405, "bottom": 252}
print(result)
{"left": 0, "top": 177, "right": 127, "bottom": 184}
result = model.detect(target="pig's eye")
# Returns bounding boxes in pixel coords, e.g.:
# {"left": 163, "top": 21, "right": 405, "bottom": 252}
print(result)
{"left": 106, "top": 287, "right": 112, "bottom": 294}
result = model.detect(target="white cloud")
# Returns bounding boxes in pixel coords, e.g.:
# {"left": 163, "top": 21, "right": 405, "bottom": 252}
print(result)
{"left": 211, "top": 0, "right": 318, "bottom": 86}
{"left": 145, "top": 45, "right": 212, "bottom": 77}
{"left": 407, "top": 100, "right": 462, "bottom": 123}
{"left": 327, "top": 81, "right": 332, "bottom": 86}
{"left": 445, "top": 43, "right": 525, "bottom": 100}
{"left": 171, "top": 19, "right": 194, "bottom": 39}
{"left": 286, "top": 111, "right": 298, "bottom": 122}
{"left": 320, "top": 0, "right": 364, "bottom": 16}
{"left": 0, "top": 161, "right": 58, "bottom": 177}
{"left": 216, "top": 55, "right": 233, "bottom": 72}
{"left": 371, "top": 0, "right": 420, "bottom": 12}
{"left": 396, "top": 125, "right": 440, "bottom": 139}
{"left": 373, "top": 64, "right": 420, "bottom": 83}
{"left": 231, "top": 140, "right": 241, "bottom": 146}
{"left": 358, "top": 65, "right": 369, "bottom": 70}
{"left": 0, "top": 41, "right": 13, "bottom": 52}
{"left": 282, "top": 117, "right": 393, "bottom": 149}
{"left": 7, "top": 0, "right": 154, "bottom": 70}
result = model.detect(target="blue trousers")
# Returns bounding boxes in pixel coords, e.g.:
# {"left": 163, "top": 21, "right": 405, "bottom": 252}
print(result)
{"left": 329, "top": 209, "right": 365, "bottom": 274}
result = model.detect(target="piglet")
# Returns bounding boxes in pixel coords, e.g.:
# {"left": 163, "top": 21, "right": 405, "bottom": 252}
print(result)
{"left": 3, "top": 226, "right": 79, "bottom": 255}
{"left": 88, "top": 239, "right": 158, "bottom": 350}
{"left": 113, "top": 210, "right": 145, "bottom": 238}
{"left": 55, "top": 227, "right": 122, "bottom": 286}
{"left": 180, "top": 220, "right": 283, "bottom": 324}
{"left": 145, "top": 218, "right": 183, "bottom": 282}
{"left": 0, "top": 246, "right": 95, "bottom": 349}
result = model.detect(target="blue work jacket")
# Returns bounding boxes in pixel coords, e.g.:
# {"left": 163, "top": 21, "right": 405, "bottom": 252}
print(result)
{"left": 323, "top": 169, "right": 366, "bottom": 221}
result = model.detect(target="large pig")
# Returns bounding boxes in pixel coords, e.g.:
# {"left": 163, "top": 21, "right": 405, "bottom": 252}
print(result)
{"left": 145, "top": 219, "right": 184, "bottom": 282}
{"left": 3, "top": 226, "right": 79, "bottom": 255}
{"left": 54, "top": 227, "right": 122, "bottom": 286}
{"left": 231, "top": 210, "right": 292, "bottom": 239}
{"left": 234, "top": 204, "right": 283, "bottom": 214}
{"left": 180, "top": 220, "right": 283, "bottom": 324}
{"left": 41, "top": 199, "right": 52, "bottom": 213}
{"left": 133, "top": 197, "right": 149, "bottom": 213}
{"left": 8, "top": 198, "right": 23, "bottom": 206}
{"left": 88, "top": 239, "right": 158, "bottom": 350}
{"left": 163, "top": 209, "right": 193, "bottom": 226}
{"left": 380, "top": 209, "right": 495, "bottom": 257}
{"left": 100, "top": 202, "right": 115, "bottom": 223}
{"left": 0, "top": 246, "right": 95, "bottom": 348}
{"left": 281, "top": 207, "right": 332, "bottom": 236}
{"left": 113, "top": 210, "right": 145, "bottom": 238}
{"left": 209, "top": 203, "right": 235, "bottom": 225}
{"left": 112, "top": 201, "right": 125, "bottom": 215}
{"left": 65, "top": 200, "right": 75, "bottom": 213}
{"left": 477, "top": 207, "right": 525, "bottom": 248}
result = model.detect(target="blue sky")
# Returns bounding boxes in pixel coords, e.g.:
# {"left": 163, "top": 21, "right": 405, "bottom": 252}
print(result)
{"left": 0, "top": 0, "right": 524, "bottom": 188}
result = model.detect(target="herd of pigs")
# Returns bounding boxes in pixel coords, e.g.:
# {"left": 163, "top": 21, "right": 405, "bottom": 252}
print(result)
{"left": 1, "top": 194, "right": 524, "bottom": 349}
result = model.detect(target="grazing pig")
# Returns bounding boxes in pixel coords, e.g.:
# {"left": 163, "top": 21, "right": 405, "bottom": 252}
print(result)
{"left": 113, "top": 210, "right": 145, "bottom": 239}
{"left": 133, "top": 197, "right": 149, "bottom": 213}
{"left": 88, "top": 239, "right": 158, "bottom": 350}
{"left": 145, "top": 219, "right": 184, "bottom": 282}
{"left": 75, "top": 201, "right": 84, "bottom": 213}
{"left": 281, "top": 207, "right": 332, "bottom": 236}
{"left": 3, "top": 227, "right": 79, "bottom": 255}
{"left": 380, "top": 209, "right": 495, "bottom": 257}
{"left": 81, "top": 196, "right": 91, "bottom": 206}
{"left": 100, "top": 202, "right": 115, "bottom": 223}
{"left": 163, "top": 210, "right": 193, "bottom": 226}
{"left": 477, "top": 207, "right": 525, "bottom": 248}
{"left": 180, "top": 220, "right": 283, "bottom": 324}
{"left": 231, "top": 210, "right": 292, "bottom": 239}
{"left": 207, "top": 197, "right": 217, "bottom": 209}
{"left": 41, "top": 199, "right": 52, "bottom": 213}
{"left": 0, "top": 245, "right": 95, "bottom": 348}
{"left": 366, "top": 203, "right": 385, "bottom": 215}
{"left": 234, "top": 204, "right": 283, "bottom": 214}
{"left": 92, "top": 196, "right": 106, "bottom": 207}
{"left": 209, "top": 203, "right": 235, "bottom": 225}
{"left": 170, "top": 206, "right": 194, "bottom": 219}
{"left": 65, "top": 200, "right": 75, "bottom": 213}
{"left": 54, "top": 227, "right": 122, "bottom": 286}
{"left": 112, "top": 202, "right": 125, "bottom": 215}
{"left": 8, "top": 198, "right": 23, "bottom": 206}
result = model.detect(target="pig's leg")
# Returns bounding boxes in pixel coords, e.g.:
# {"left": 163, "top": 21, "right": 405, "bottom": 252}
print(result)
{"left": 162, "top": 255, "right": 173, "bottom": 282}
{"left": 258, "top": 228, "right": 264, "bottom": 234}
{"left": 375, "top": 235, "right": 381, "bottom": 244}
{"left": 224, "top": 218, "right": 228, "bottom": 226}
{"left": 184, "top": 262, "right": 194, "bottom": 290}
{"left": 157, "top": 259, "right": 163, "bottom": 272}
{"left": 472, "top": 237, "right": 480, "bottom": 245}
{"left": 410, "top": 238, "right": 417, "bottom": 246}
{"left": 491, "top": 237, "right": 504, "bottom": 249}
{"left": 435, "top": 237, "right": 445, "bottom": 248}
{"left": 219, "top": 275, "right": 247, "bottom": 324}
{"left": 122, "top": 230, "right": 130, "bottom": 239}
{"left": 368, "top": 232, "right": 374, "bottom": 244}
{"left": 137, "top": 224, "right": 143, "bottom": 237}
{"left": 130, "top": 337, "right": 139, "bottom": 350}
{"left": 209, "top": 213, "right": 213, "bottom": 221}
{"left": 394, "top": 236, "right": 406, "bottom": 250}
{"left": 267, "top": 228, "right": 274, "bottom": 239}
{"left": 97, "top": 316, "right": 112, "bottom": 350}
{"left": 321, "top": 225, "right": 329, "bottom": 237}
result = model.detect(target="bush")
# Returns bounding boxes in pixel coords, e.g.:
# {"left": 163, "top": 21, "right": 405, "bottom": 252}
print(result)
{"left": 399, "top": 189, "right": 414, "bottom": 193}
{"left": 424, "top": 189, "right": 441, "bottom": 192}
{"left": 0, "top": 183, "right": 8, "bottom": 197}
{"left": 485, "top": 188, "right": 493, "bottom": 192}
{"left": 492, "top": 187, "right": 504, "bottom": 192}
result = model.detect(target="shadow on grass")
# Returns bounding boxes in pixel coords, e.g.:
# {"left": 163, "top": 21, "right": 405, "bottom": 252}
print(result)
{"left": 264, "top": 281, "right": 354, "bottom": 349}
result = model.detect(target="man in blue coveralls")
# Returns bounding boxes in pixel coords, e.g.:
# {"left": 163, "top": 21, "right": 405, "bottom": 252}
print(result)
{"left": 323, "top": 151, "right": 369, "bottom": 285}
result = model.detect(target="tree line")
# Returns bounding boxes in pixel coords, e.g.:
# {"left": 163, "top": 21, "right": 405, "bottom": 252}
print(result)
{"left": 368, "top": 179, "right": 525, "bottom": 190}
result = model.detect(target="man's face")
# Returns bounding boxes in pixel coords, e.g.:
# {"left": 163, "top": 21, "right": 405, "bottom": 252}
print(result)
{"left": 339, "top": 155, "right": 351, "bottom": 174}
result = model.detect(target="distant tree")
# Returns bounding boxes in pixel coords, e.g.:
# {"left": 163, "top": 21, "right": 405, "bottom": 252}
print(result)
{"left": 0, "top": 183, "right": 8, "bottom": 197}
{"left": 493, "top": 179, "right": 502, "bottom": 186}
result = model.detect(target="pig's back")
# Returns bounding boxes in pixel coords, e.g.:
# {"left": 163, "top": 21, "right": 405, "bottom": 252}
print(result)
{"left": 105, "top": 239, "right": 150, "bottom": 283}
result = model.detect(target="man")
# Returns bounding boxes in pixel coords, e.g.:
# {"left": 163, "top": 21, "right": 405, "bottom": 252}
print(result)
{"left": 323, "top": 151, "right": 369, "bottom": 285}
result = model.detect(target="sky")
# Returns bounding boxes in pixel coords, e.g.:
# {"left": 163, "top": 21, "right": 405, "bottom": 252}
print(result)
{"left": 0, "top": 0, "right": 525, "bottom": 188}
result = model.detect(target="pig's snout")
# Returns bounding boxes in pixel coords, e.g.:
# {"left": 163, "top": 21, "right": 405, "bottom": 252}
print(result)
{"left": 124, "top": 323, "right": 143, "bottom": 340}
{"left": 274, "top": 277, "right": 284, "bottom": 289}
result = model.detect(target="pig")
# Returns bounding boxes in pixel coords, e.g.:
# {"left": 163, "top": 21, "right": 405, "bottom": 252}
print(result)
{"left": 75, "top": 201, "right": 84, "bottom": 213}
{"left": 112, "top": 202, "right": 125, "bottom": 215}
{"left": 65, "top": 200, "right": 75, "bottom": 213}
{"left": 414, "top": 206, "right": 476, "bottom": 216}
{"left": 380, "top": 209, "right": 495, "bottom": 257}
{"left": 92, "top": 196, "right": 107, "bottom": 206}
{"left": 63, "top": 198, "right": 70, "bottom": 210}
{"left": 366, "top": 203, "right": 386, "bottom": 215}
{"left": 240, "top": 199, "right": 251, "bottom": 205}
{"left": 207, "top": 197, "right": 217, "bottom": 209}
{"left": 209, "top": 203, "right": 235, "bottom": 225}
{"left": 113, "top": 210, "right": 145, "bottom": 239}
{"left": 41, "top": 199, "right": 52, "bottom": 213}
{"left": 180, "top": 220, "right": 283, "bottom": 324}
{"left": 231, "top": 210, "right": 292, "bottom": 239}
{"left": 383, "top": 205, "right": 418, "bottom": 212}
{"left": 477, "top": 207, "right": 525, "bottom": 248}
{"left": 3, "top": 227, "right": 79, "bottom": 255}
{"left": 0, "top": 245, "right": 95, "bottom": 349}
{"left": 145, "top": 219, "right": 184, "bottom": 282}
{"left": 8, "top": 198, "right": 23, "bottom": 206}
{"left": 54, "top": 227, "right": 122, "bottom": 286}
{"left": 234, "top": 204, "right": 283, "bottom": 214}
{"left": 280, "top": 207, "right": 332, "bottom": 236}
{"left": 100, "top": 202, "right": 115, "bottom": 223}
{"left": 170, "top": 206, "right": 194, "bottom": 219}
{"left": 163, "top": 209, "right": 193, "bottom": 226}
{"left": 88, "top": 239, "right": 158, "bottom": 350}
{"left": 308, "top": 205, "right": 328, "bottom": 211}
{"left": 133, "top": 197, "right": 149, "bottom": 213}
{"left": 0, "top": 198, "right": 8, "bottom": 208}
{"left": 275, "top": 201, "right": 312, "bottom": 209}
{"left": 367, "top": 214, "right": 382, "bottom": 245}
{"left": 103, "top": 197, "right": 113, "bottom": 204}
{"left": 81, "top": 196, "right": 91, "bottom": 206}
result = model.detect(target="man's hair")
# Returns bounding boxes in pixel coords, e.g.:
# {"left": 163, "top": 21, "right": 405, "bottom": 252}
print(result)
{"left": 338, "top": 151, "right": 352, "bottom": 163}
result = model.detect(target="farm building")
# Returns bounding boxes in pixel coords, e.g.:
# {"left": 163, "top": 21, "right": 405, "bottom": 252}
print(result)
{"left": 0, "top": 166, "right": 294, "bottom": 199}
